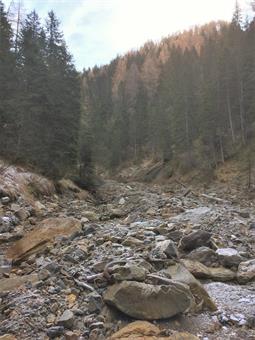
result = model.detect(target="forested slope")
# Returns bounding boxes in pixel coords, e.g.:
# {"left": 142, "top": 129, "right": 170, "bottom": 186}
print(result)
{"left": 0, "top": 2, "right": 81, "bottom": 179}
{"left": 82, "top": 3, "right": 255, "bottom": 176}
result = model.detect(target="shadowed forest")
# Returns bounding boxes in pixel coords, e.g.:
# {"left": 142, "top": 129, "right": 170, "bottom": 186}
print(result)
{"left": 1, "top": 2, "right": 255, "bottom": 181}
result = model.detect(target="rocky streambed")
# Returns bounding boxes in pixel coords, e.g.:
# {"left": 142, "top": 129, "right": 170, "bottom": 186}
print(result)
{"left": 0, "top": 178, "right": 255, "bottom": 339}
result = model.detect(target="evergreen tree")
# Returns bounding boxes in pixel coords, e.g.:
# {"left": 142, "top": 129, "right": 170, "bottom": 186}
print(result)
{"left": 16, "top": 11, "right": 48, "bottom": 164}
{"left": 0, "top": 1, "right": 17, "bottom": 158}
{"left": 45, "top": 10, "right": 81, "bottom": 178}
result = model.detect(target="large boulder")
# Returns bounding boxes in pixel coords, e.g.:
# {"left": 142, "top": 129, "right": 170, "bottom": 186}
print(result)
{"left": 6, "top": 217, "right": 81, "bottom": 262}
{"left": 163, "top": 263, "right": 217, "bottom": 311}
{"left": 180, "top": 230, "right": 212, "bottom": 251}
{"left": 237, "top": 259, "right": 255, "bottom": 284}
{"left": 181, "top": 259, "right": 236, "bottom": 282}
{"left": 104, "top": 280, "right": 194, "bottom": 320}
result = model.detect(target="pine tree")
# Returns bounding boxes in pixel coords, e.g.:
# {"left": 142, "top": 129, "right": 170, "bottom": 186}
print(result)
{"left": 16, "top": 11, "right": 48, "bottom": 165}
{"left": 45, "top": 10, "right": 81, "bottom": 178}
{"left": 0, "top": 1, "right": 17, "bottom": 158}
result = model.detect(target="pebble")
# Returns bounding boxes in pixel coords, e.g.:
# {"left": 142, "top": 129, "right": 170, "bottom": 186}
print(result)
{"left": 47, "top": 326, "right": 65, "bottom": 338}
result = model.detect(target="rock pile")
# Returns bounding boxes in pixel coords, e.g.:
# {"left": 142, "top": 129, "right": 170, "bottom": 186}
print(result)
{"left": 0, "top": 178, "right": 254, "bottom": 339}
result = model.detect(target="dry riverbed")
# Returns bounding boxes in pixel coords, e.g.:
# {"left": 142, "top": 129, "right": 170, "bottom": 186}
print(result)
{"left": 0, "top": 177, "right": 255, "bottom": 339}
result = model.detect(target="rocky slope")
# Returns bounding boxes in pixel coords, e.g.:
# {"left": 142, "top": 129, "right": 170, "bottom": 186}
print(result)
{"left": 0, "top": 169, "right": 255, "bottom": 339}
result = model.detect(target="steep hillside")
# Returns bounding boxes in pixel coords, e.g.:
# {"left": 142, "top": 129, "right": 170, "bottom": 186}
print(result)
{"left": 81, "top": 8, "right": 255, "bottom": 175}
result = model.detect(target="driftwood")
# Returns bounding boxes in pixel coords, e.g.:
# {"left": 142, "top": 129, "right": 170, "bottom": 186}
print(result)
{"left": 74, "top": 279, "right": 95, "bottom": 291}
{"left": 201, "top": 193, "right": 230, "bottom": 204}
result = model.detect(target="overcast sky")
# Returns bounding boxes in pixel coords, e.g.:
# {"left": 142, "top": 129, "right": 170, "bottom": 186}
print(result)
{"left": 3, "top": 0, "right": 251, "bottom": 70}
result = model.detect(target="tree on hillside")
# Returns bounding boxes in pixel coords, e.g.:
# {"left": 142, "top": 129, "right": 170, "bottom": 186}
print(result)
{"left": 16, "top": 11, "right": 48, "bottom": 165}
{"left": 45, "top": 10, "right": 81, "bottom": 178}
{"left": 0, "top": 1, "right": 17, "bottom": 158}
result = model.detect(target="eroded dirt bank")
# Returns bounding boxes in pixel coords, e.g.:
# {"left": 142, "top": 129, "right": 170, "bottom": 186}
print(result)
{"left": 0, "top": 174, "right": 255, "bottom": 339}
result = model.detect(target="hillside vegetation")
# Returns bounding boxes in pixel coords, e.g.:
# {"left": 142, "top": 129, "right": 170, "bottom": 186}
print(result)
{"left": 81, "top": 3, "right": 255, "bottom": 179}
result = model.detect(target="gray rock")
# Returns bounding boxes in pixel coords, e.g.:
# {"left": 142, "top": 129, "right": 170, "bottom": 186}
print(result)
{"left": 108, "top": 208, "right": 125, "bottom": 219}
{"left": 187, "top": 246, "right": 218, "bottom": 266}
{"left": 87, "top": 292, "right": 103, "bottom": 313}
{"left": 0, "top": 216, "right": 17, "bottom": 233}
{"left": 14, "top": 208, "right": 29, "bottom": 221}
{"left": 57, "top": 309, "right": 74, "bottom": 329}
{"left": 168, "top": 230, "right": 183, "bottom": 242}
{"left": 47, "top": 326, "right": 65, "bottom": 338}
{"left": 249, "top": 222, "right": 255, "bottom": 230}
{"left": 216, "top": 248, "right": 242, "bottom": 268}
{"left": 239, "top": 211, "right": 250, "bottom": 218}
{"left": 82, "top": 211, "right": 99, "bottom": 221}
{"left": 122, "top": 236, "right": 143, "bottom": 247}
{"left": 44, "top": 261, "right": 60, "bottom": 273}
{"left": 111, "top": 263, "right": 148, "bottom": 281}
{"left": 237, "top": 259, "right": 255, "bottom": 284}
{"left": 152, "top": 240, "right": 179, "bottom": 259}
{"left": 1, "top": 197, "right": 10, "bottom": 205}
{"left": 130, "top": 220, "right": 163, "bottom": 229}
{"left": 181, "top": 259, "right": 236, "bottom": 282}
{"left": 119, "top": 197, "right": 125, "bottom": 205}
{"left": 180, "top": 230, "right": 212, "bottom": 251}
{"left": 0, "top": 232, "right": 23, "bottom": 244}
{"left": 82, "top": 224, "right": 96, "bottom": 236}
{"left": 38, "top": 268, "right": 50, "bottom": 281}
{"left": 172, "top": 207, "right": 211, "bottom": 224}
{"left": 104, "top": 280, "right": 194, "bottom": 320}
{"left": 81, "top": 217, "right": 89, "bottom": 224}
{"left": 0, "top": 220, "right": 12, "bottom": 233}
{"left": 10, "top": 203, "right": 20, "bottom": 211}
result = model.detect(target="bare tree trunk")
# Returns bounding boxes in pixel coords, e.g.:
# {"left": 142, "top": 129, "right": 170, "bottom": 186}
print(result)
{"left": 247, "top": 151, "right": 252, "bottom": 189}
{"left": 14, "top": 1, "right": 21, "bottom": 54}
{"left": 227, "top": 88, "right": 235, "bottom": 144}
{"left": 7, "top": 1, "right": 22, "bottom": 54}
{"left": 239, "top": 79, "right": 246, "bottom": 145}
{"left": 184, "top": 96, "right": 191, "bottom": 157}
{"left": 219, "top": 135, "right": 225, "bottom": 163}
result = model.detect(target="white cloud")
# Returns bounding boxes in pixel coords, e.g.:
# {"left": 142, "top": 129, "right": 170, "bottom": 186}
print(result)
{"left": 65, "top": 0, "right": 250, "bottom": 69}
{"left": 3, "top": 0, "right": 252, "bottom": 69}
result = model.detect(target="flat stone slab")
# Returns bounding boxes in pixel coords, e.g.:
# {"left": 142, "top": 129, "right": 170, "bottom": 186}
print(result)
{"left": 104, "top": 280, "right": 194, "bottom": 320}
